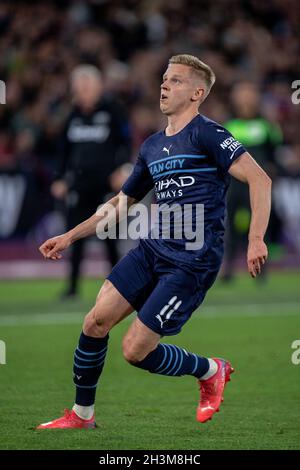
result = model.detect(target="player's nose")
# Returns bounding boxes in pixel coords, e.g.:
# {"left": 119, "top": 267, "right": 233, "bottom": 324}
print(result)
{"left": 161, "top": 81, "right": 169, "bottom": 91}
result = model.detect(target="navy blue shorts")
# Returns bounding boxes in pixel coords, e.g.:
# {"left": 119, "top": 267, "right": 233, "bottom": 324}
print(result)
{"left": 107, "top": 240, "right": 220, "bottom": 336}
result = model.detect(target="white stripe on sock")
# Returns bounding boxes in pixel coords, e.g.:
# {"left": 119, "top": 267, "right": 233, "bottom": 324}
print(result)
{"left": 199, "top": 358, "right": 218, "bottom": 380}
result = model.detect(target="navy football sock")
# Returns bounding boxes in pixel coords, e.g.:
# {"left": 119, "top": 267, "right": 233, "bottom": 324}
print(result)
{"left": 73, "top": 332, "right": 109, "bottom": 406}
{"left": 133, "top": 343, "right": 209, "bottom": 378}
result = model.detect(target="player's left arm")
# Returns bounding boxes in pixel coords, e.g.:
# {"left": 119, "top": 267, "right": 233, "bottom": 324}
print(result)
{"left": 229, "top": 152, "right": 272, "bottom": 278}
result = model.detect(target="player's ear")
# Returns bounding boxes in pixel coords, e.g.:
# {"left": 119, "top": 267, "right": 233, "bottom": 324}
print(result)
{"left": 191, "top": 86, "right": 205, "bottom": 103}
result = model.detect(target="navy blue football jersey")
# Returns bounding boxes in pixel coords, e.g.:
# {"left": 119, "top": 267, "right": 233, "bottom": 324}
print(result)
{"left": 122, "top": 114, "right": 246, "bottom": 269}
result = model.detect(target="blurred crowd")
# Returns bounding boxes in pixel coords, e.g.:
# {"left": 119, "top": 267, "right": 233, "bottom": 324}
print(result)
{"left": 0, "top": 0, "right": 300, "bottom": 251}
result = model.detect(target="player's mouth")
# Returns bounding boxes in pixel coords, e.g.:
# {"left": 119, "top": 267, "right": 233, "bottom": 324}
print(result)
{"left": 160, "top": 94, "right": 168, "bottom": 101}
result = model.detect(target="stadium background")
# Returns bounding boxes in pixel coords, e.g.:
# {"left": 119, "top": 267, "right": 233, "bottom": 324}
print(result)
{"left": 0, "top": 0, "right": 299, "bottom": 450}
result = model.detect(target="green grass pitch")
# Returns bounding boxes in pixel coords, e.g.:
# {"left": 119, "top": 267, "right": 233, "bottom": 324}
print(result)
{"left": 0, "top": 272, "right": 299, "bottom": 450}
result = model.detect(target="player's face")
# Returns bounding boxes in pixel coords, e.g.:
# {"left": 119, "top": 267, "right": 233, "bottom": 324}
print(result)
{"left": 160, "top": 64, "right": 203, "bottom": 115}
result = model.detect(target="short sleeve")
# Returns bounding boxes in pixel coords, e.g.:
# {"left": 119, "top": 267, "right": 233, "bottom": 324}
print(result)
{"left": 121, "top": 152, "right": 154, "bottom": 200}
{"left": 202, "top": 121, "right": 246, "bottom": 172}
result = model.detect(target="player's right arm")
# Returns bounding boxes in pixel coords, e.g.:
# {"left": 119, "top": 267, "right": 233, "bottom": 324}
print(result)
{"left": 39, "top": 191, "right": 136, "bottom": 260}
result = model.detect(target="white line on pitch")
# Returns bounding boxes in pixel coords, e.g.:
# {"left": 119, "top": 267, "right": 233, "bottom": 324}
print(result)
{"left": 0, "top": 302, "right": 299, "bottom": 326}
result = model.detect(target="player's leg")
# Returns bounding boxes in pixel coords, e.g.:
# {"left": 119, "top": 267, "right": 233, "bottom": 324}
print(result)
{"left": 37, "top": 280, "right": 134, "bottom": 429}
{"left": 37, "top": 243, "right": 155, "bottom": 429}
{"left": 122, "top": 317, "right": 215, "bottom": 382}
{"left": 71, "top": 279, "right": 134, "bottom": 421}
{"left": 122, "top": 267, "right": 234, "bottom": 423}
{"left": 70, "top": 241, "right": 157, "bottom": 424}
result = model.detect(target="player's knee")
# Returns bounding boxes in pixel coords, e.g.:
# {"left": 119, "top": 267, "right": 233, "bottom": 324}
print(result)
{"left": 122, "top": 337, "right": 146, "bottom": 364}
{"left": 83, "top": 308, "right": 110, "bottom": 338}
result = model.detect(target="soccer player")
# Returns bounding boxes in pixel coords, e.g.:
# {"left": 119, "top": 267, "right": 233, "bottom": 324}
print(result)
{"left": 37, "top": 54, "right": 271, "bottom": 429}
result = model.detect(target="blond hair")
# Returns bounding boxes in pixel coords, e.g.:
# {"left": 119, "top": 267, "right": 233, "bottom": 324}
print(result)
{"left": 169, "top": 54, "right": 215, "bottom": 101}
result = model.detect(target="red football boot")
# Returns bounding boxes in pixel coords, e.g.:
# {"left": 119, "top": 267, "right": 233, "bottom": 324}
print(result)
{"left": 196, "top": 358, "right": 234, "bottom": 423}
{"left": 36, "top": 409, "right": 96, "bottom": 429}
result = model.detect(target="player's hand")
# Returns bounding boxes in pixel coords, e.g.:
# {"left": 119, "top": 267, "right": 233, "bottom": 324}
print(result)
{"left": 247, "top": 238, "right": 268, "bottom": 278}
{"left": 39, "top": 234, "right": 71, "bottom": 260}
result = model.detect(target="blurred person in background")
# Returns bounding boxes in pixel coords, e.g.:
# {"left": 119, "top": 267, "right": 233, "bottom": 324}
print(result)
{"left": 222, "top": 81, "right": 282, "bottom": 281}
{"left": 273, "top": 143, "right": 300, "bottom": 253}
{"left": 51, "top": 64, "right": 131, "bottom": 299}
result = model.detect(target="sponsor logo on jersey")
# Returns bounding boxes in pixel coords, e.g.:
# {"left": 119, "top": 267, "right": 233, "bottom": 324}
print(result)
{"left": 220, "top": 136, "right": 242, "bottom": 155}
{"left": 154, "top": 176, "right": 195, "bottom": 200}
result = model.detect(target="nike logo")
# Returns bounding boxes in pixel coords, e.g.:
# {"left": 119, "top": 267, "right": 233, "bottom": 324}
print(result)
{"left": 216, "top": 129, "right": 225, "bottom": 132}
